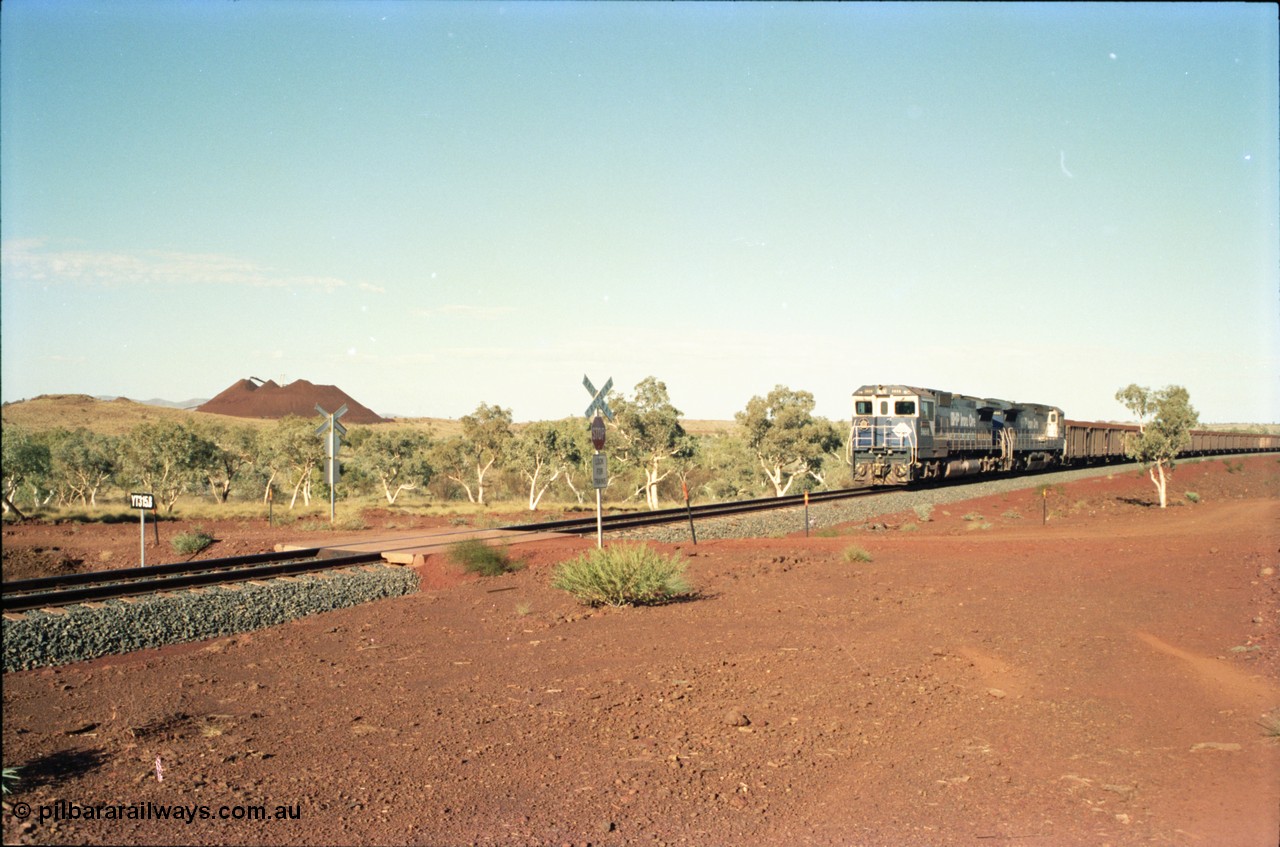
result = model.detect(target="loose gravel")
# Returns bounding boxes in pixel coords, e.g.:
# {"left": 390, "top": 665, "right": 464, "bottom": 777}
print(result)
{"left": 3, "top": 564, "right": 418, "bottom": 672}
{"left": 620, "top": 462, "right": 1149, "bottom": 544}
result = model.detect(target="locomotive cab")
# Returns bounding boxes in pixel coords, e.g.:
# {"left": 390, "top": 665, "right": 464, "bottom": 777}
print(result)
{"left": 850, "top": 385, "right": 938, "bottom": 485}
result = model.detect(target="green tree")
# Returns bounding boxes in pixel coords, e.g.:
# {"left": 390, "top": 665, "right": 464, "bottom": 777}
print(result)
{"left": 736, "top": 386, "right": 842, "bottom": 496}
{"left": 1, "top": 425, "right": 51, "bottom": 517}
{"left": 1115, "top": 384, "right": 1200, "bottom": 509}
{"left": 552, "top": 420, "right": 595, "bottom": 506}
{"left": 50, "top": 428, "right": 118, "bottom": 506}
{"left": 261, "top": 416, "right": 325, "bottom": 509}
{"left": 510, "top": 419, "right": 585, "bottom": 510}
{"left": 699, "top": 432, "right": 758, "bottom": 500}
{"left": 610, "top": 377, "right": 691, "bottom": 510}
{"left": 193, "top": 421, "right": 259, "bottom": 504}
{"left": 119, "top": 421, "right": 219, "bottom": 513}
{"left": 350, "top": 427, "right": 434, "bottom": 504}
{"left": 435, "top": 403, "right": 513, "bottom": 505}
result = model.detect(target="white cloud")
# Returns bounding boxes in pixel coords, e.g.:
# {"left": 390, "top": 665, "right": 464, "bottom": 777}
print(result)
{"left": 1, "top": 239, "right": 351, "bottom": 291}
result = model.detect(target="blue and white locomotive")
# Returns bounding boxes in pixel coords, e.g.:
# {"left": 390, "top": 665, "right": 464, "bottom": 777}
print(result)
{"left": 849, "top": 384, "right": 1064, "bottom": 486}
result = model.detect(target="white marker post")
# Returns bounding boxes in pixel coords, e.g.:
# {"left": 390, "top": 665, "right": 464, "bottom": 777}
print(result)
{"left": 583, "top": 375, "right": 615, "bottom": 549}
{"left": 130, "top": 492, "right": 155, "bottom": 566}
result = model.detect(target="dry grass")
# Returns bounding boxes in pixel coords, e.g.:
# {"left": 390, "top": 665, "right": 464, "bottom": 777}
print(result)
{"left": 1, "top": 395, "right": 733, "bottom": 439}
{"left": 2, "top": 395, "right": 227, "bottom": 436}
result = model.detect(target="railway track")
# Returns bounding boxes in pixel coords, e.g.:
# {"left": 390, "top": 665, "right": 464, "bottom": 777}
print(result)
{"left": 1, "top": 549, "right": 386, "bottom": 614}
{"left": 7, "top": 454, "right": 1226, "bottom": 615}
{"left": 9, "top": 458, "right": 1194, "bottom": 614}
{"left": 516, "top": 485, "right": 887, "bottom": 534}
{"left": 1, "top": 486, "right": 891, "bottom": 613}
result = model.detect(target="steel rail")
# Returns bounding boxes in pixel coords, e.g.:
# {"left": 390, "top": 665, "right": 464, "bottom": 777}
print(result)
{"left": 1, "top": 551, "right": 382, "bottom": 614}
{"left": 2, "top": 546, "right": 323, "bottom": 594}
{"left": 511, "top": 486, "right": 888, "bottom": 535}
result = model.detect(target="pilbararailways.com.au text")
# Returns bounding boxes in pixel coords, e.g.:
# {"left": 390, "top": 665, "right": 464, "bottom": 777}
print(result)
{"left": 32, "top": 799, "right": 301, "bottom": 824}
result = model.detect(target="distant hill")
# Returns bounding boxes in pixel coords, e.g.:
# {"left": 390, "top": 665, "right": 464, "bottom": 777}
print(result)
{"left": 196, "top": 378, "right": 387, "bottom": 424}
{"left": 1, "top": 395, "right": 245, "bottom": 436}
{"left": 96, "top": 395, "right": 209, "bottom": 410}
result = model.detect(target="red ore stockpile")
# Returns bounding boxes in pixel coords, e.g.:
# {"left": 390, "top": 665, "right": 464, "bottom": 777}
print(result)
{"left": 195, "top": 378, "right": 387, "bottom": 423}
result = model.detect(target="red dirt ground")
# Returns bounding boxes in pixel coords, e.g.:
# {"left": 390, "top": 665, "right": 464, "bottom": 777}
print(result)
{"left": 3, "top": 456, "right": 1278, "bottom": 846}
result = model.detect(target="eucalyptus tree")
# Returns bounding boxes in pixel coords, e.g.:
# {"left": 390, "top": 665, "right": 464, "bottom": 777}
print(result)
{"left": 736, "top": 386, "right": 842, "bottom": 496}
{"left": 553, "top": 420, "right": 596, "bottom": 506}
{"left": 349, "top": 426, "right": 434, "bottom": 505}
{"left": 261, "top": 416, "right": 326, "bottom": 509}
{"left": 432, "top": 403, "right": 513, "bottom": 505}
{"left": 510, "top": 419, "right": 585, "bottom": 510}
{"left": 698, "top": 431, "right": 758, "bottom": 500}
{"left": 609, "top": 377, "right": 692, "bottom": 510}
{"left": 1115, "top": 384, "right": 1199, "bottom": 509}
{"left": 50, "top": 428, "right": 118, "bottom": 506}
{"left": 119, "top": 421, "right": 219, "bottom": 513}
{"left": 1, "top": 425, "right": 51, "bottom": 517}
{"left": 194, "top": 421, "right": 260, "bottom": 504}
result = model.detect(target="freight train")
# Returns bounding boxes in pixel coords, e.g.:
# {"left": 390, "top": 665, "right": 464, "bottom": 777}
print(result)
{"left": 849, "top": 384, "right": 1278, "bottom": 487}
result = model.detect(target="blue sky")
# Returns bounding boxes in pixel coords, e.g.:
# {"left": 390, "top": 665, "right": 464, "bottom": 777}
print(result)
{"left": 2, "top": 1, "right": 1276, "bottom": 424}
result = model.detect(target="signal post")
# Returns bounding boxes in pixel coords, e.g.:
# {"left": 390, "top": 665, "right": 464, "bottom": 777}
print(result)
{"left": 583, "top": 375, "right": 614, "bottom": 549}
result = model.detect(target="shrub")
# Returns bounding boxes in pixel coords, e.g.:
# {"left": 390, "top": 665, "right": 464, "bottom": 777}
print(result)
{"left": 3, "top": 766, "right": 19, "bottom": 795}
{"left": 842, "top": 545, "right": 873, "bottom": 563}
{"left": 170, "top": 531, "right": 214, "bottom": 555}
{"left": 961, "top": 513, "right": 983, "bottom": 522}
{"left": 449, "top": 539, "right": 522, "bottom": 577}
{"left": 1184, "top": 491, "right": 1201, "bottom": 504}
{"left": 552, "top": 544, "right": 690, "bottom": 607}
{"left": 913, "top": 504, "right": 934, "bottom": 522}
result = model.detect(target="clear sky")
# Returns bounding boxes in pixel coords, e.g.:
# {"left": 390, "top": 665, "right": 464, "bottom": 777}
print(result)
{"left": 2, "top": 1, "right": 1277, "bottom": 424}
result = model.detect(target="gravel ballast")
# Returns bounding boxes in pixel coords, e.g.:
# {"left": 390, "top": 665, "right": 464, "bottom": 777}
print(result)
{"left": 621, "top": 463, "right": 1154, "bottom": 544}
{"left": 4, "top": 564, "right": 419, "bottom": 672}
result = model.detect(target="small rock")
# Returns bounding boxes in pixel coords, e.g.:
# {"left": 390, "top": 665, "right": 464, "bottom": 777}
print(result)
{"left": 1259, "top": 566, "right": 1275, "bottom": 577}
{"left": 723, "top": 710, "right": 751, "bottom": 727}
{"left": 987, "top": 688, "right": 1007, "bottom": 699}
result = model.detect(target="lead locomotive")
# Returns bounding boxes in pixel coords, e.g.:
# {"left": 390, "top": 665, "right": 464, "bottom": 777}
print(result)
{"left": 851, "top": 384, "right": 1064, "bottom": 486}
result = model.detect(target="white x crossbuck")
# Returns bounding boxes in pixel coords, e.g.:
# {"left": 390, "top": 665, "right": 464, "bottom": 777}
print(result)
{"left": 582, "top": 375, "right": 615, "bottom": 421}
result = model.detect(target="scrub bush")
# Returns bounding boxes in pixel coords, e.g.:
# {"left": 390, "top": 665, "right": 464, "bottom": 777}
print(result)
{"left": 552, "top": 544, "right": 689, "bottom": 607}
{"left": 449, "top": 539, "right": 522, "bottom": 576}
{"left": 170, "top": 530, "right": 214, "bottom": 555}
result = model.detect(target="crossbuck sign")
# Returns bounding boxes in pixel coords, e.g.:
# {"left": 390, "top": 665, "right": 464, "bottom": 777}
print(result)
{"left": 582, "top": 375, "right": 614, "bottom": 421}
{"left": 315, "top": 404, "right": 348, "bottom": 522}
{"left": 582, "top": 374, "right": 614, "bottom": 549}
